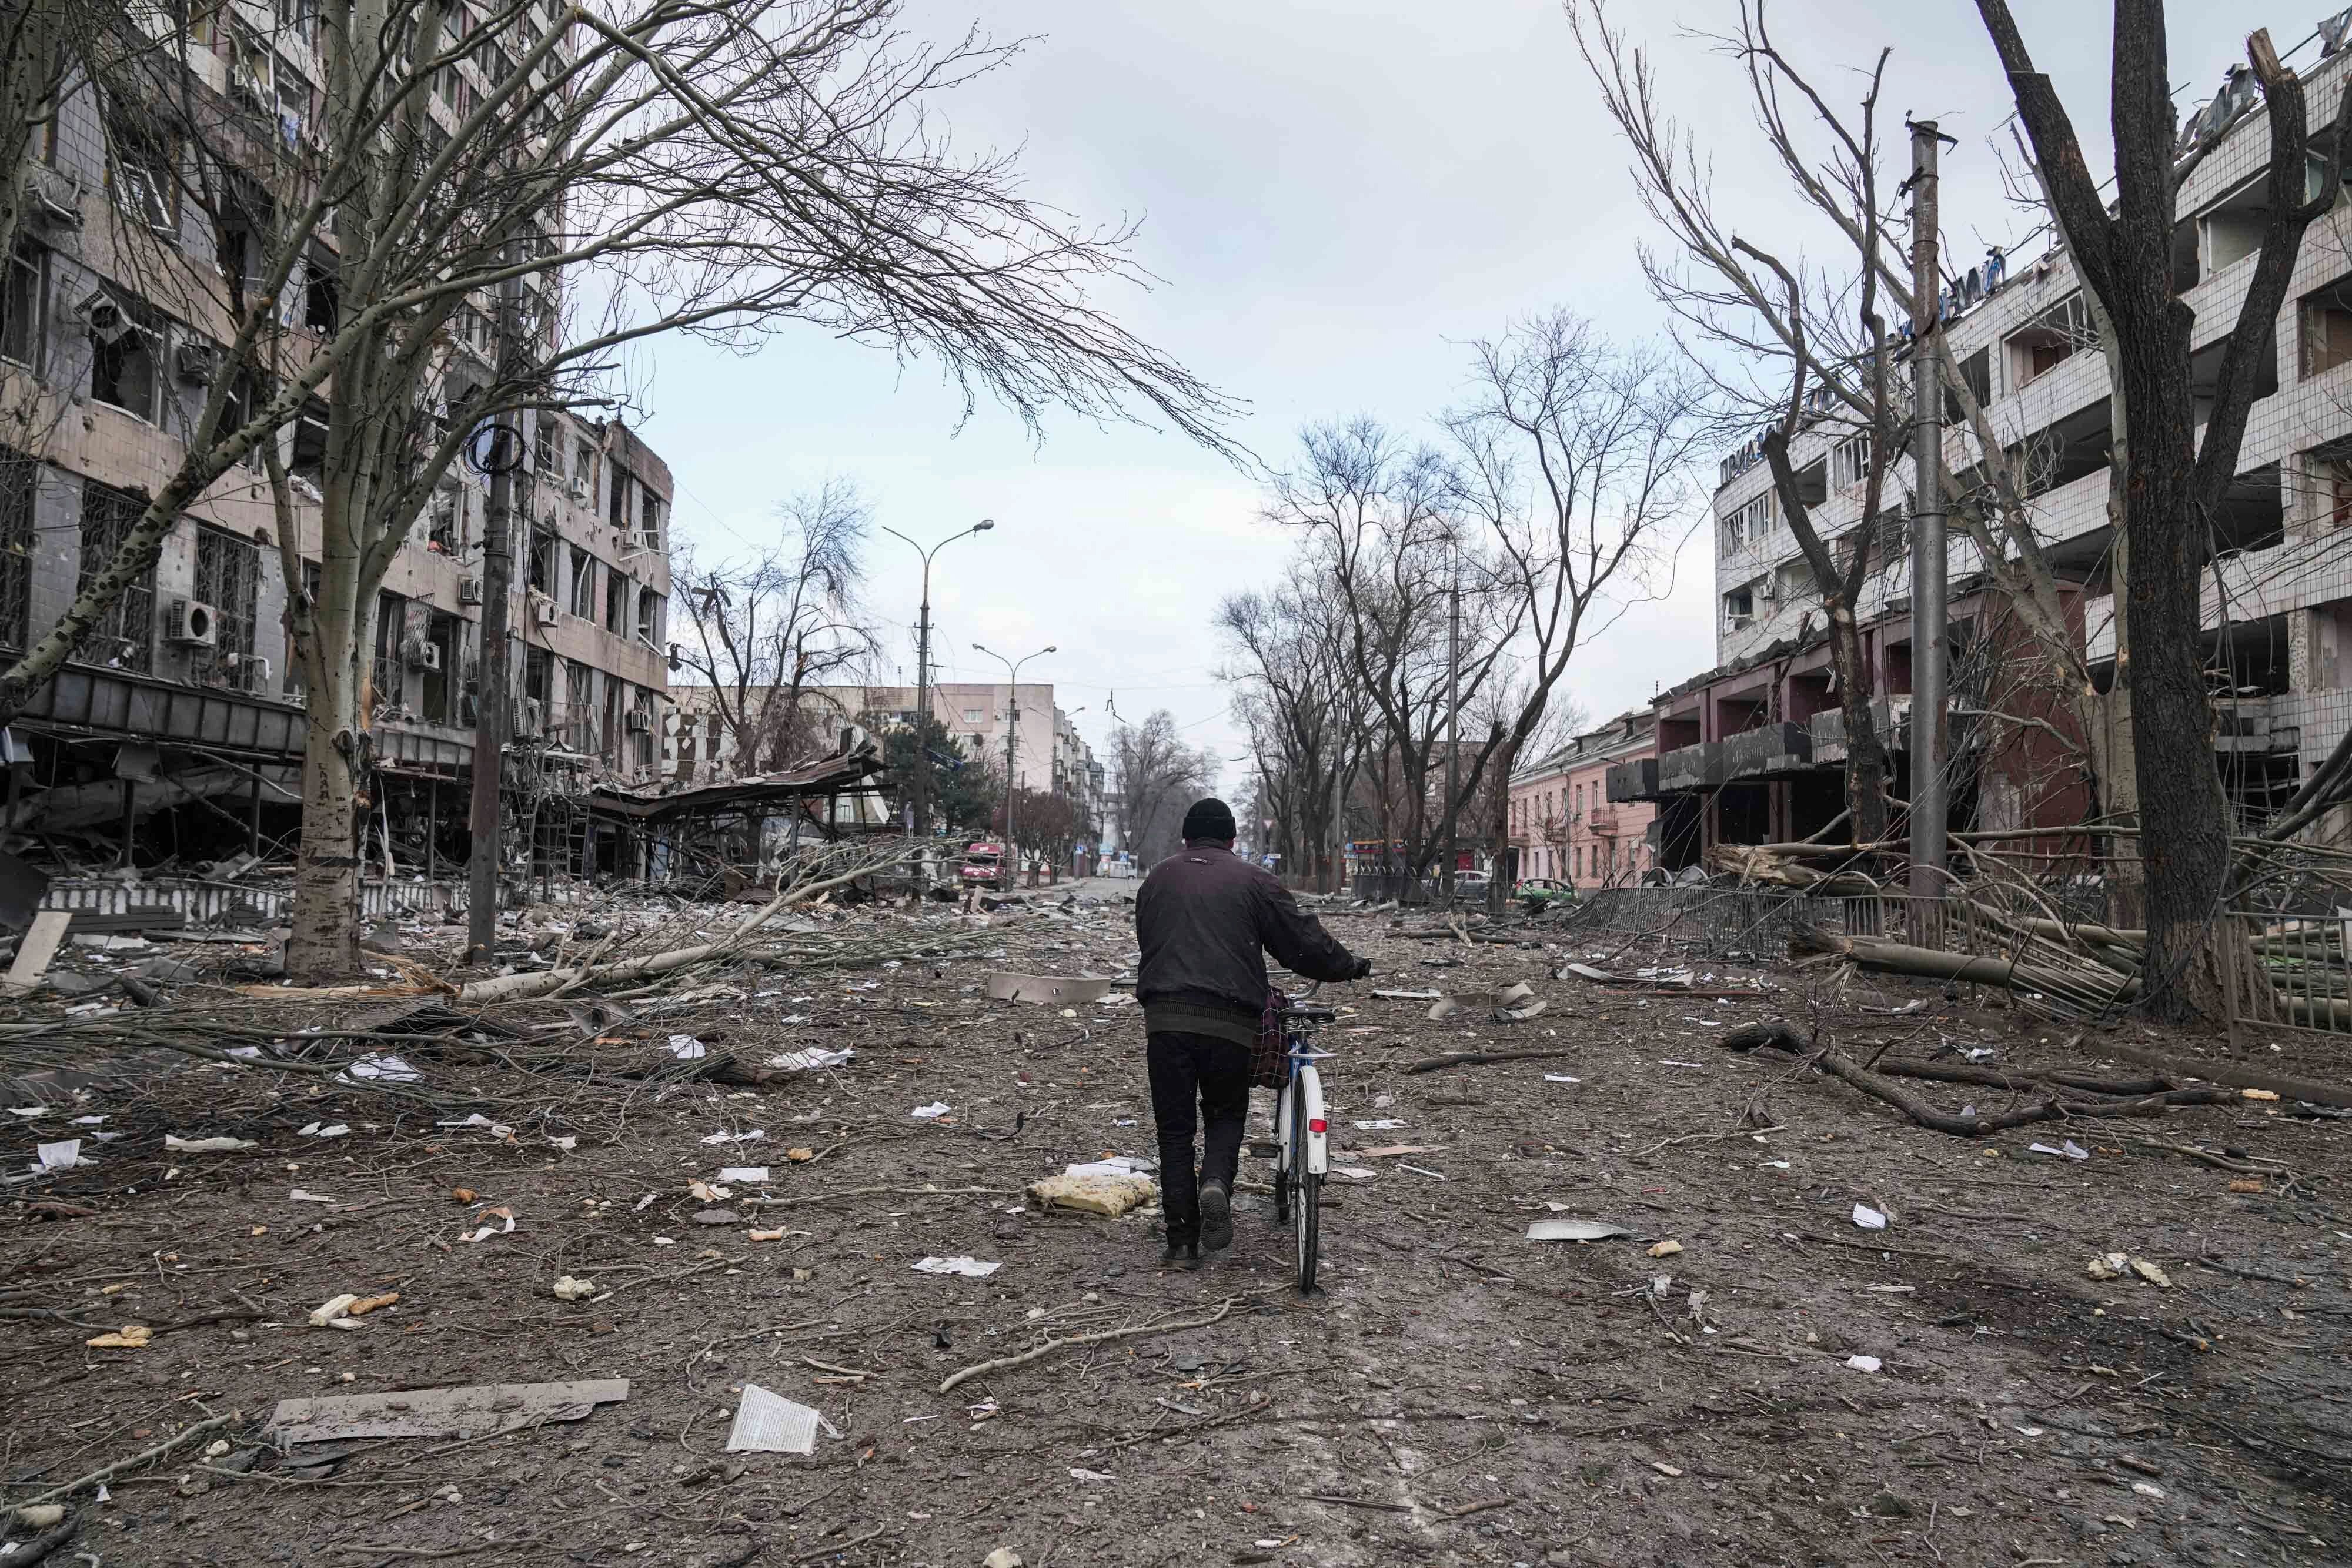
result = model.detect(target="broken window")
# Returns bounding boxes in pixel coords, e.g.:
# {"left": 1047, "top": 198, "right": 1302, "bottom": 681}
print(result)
{"left": 105, "top": 99, "right": 178, "bottom": 235}
{"left": 568, "top": 545, "right": 594, "bottom": 618}
{"left": 638, "top": 487, "right": 662, "bottom": 549}
{"left": 2004, "top": 292, "right": 2092, "bottom": 392}
{"left": 0, "top": 443, "right": 34, "bottom": 649}
{"left": 536, "top": 415, "right": 559, "bottom": 476}
{"left": 77, "top": 479, "right": 154, "bottom": 672}
{"left": 424, "top": 610, "right": 460, "bottom": 723}
{"left": 527, "top": 526, "right": 556, "bottom": 594}
{"left": 2303, "top": 273, "right": 2352, "bottom": 378}
{"left": 607, "top": 462, "right": 631, "bottom": 530}
{"left": 636, "top": 584, "right": 659, "bottom": 643}
{"left": 1829, "top": 432, "right": 1870, "bottom": 490}
{"left": 573, "top": 439, "right": 594, "bottom": 498}
{"left": 89, "top": 296, "right": 163, "bottom": 423}
{"left": 428, "top": 483, "right": 461, "bottom": 554}
{"left": 194, "top": 525, "right": 260, "bottom": 659}
{"left": 373, "top": 590, "right": 407, "bottom": 714}
{"left": 605, "top": 567, "right": 627, "bottom": 633}
{"left": 303, "top": 253, "right": 339, "bottom": 333}
{"left": 1722, "top": 584, "right": 1756, "bottom": 627}
{"left": 1943, "top": 346, "right": 1992, "bottom": 422}
{"left": 2, "top": 244, "right": 44, "bottom": 368}
{"left": 289, "top": 399, "right": 330, "bottom": 489}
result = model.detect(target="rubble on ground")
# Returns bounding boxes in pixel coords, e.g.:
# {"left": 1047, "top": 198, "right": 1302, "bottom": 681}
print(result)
{"left": 2, "top": 874, "right": 2348, "bottom": 1565}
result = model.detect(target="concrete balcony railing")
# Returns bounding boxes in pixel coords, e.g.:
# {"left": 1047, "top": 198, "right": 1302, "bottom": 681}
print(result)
{"left": 1809, "top": 698, "right": 1910, "bottom": 764}
{"left": 1656, "top": 741, "right": 1725, "bottom": 794}
{"left": 1605, "top": 757, "right": 1661, "bottom": 803}
{"left": 1723, "top": 721, "right": 1814, "bottom": 780}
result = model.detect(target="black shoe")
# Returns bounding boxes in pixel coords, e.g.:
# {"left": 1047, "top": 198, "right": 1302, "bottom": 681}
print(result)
{"left": 1159, "top": 1240, "right": 1200, "bottom": 1270}
{"left": 1199, "top": 1182, "right": 1233, "bottom": 1252}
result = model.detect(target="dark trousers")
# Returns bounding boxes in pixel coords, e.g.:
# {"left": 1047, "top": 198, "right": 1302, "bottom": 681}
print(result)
{"left": 1146, "top": 1031, "right": 1250, "bottom": 1245}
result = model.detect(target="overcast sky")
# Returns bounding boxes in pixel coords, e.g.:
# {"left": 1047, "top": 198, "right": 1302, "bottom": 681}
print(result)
{"left": 633, "top": 0, "right": 2281, "bottom": 785}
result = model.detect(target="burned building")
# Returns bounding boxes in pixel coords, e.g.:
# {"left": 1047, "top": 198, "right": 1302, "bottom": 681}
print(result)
{"left": 0, "top": 5, "right": 676, "bottom": 908}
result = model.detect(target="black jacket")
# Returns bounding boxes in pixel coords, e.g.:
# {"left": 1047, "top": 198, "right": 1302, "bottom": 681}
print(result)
{"left": 1135, "top": 842, "right": 1363, "bottom": 1025}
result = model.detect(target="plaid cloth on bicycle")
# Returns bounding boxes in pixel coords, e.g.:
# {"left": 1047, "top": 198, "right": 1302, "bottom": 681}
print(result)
{"left": 1250, "top": 987, "right": 1288, "bottom": 1089}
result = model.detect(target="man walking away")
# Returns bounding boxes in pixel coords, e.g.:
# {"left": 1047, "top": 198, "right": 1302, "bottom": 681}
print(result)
{"left": 1135, "top": 798, "right": 1370, "bottom": 1269}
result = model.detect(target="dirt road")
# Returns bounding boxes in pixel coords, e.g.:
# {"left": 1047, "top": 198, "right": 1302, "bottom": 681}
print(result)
{"left": 3, "top": 892, "right": 2345, "bottom": 1565}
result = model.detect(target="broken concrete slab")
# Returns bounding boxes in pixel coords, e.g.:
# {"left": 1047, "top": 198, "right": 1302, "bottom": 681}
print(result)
{"left": 263, "top": 1379, "right": 629, "bottom": 1443}
{"left": 3, "top": 911, "right": 72, "bottom": 995}
{"left": 987, "top": 972, "right": 1114, "bottom": 1005}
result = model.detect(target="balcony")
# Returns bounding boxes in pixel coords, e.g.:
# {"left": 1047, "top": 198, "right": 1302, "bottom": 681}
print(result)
{"left": 1723, "top": 721, "right": 1813, "bottom": 780}
{"left": 1605, "top": 757, "right": 1660, "bottom": 803}
{"left": 1808, "top": 698, "right": 1910, "bottom": 764}
{"left": 1656, "top": 741, "right": 1724, "bottom": 794}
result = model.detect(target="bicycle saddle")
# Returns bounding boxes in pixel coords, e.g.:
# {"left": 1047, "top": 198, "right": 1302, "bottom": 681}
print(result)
{"left": 1281, "top": 1004, "right": 1338, "bottom": 1024}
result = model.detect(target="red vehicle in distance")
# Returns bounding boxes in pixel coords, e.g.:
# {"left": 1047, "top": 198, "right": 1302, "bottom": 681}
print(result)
{"left": 960, "top": 841, "right": 1008, "bottom": 891}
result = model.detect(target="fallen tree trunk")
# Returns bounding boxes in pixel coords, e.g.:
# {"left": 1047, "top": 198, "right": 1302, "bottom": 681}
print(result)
{"left": 1718, "top": 1018, "right": 2242, "bottom": 1136}
{"left": 1794, "top": 931, "right": 2139, "bottom": 1011}
{"left": 1870, "top": 1059, "right": 2173, "bottom": 1097}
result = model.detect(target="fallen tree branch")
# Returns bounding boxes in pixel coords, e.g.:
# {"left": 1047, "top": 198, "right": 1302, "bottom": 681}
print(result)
{"left": 1402, "top": 1047, "right": 1587, "bottom": 1075}
{"left": 18, "top": 1413, "right": 240, "bottom": 1508}
{"left": 938, "top": 1296, "right": 1247, "bottom": 1394}
{"left": 1719, "top": 1019, "right": 2242, "bottom": 1136}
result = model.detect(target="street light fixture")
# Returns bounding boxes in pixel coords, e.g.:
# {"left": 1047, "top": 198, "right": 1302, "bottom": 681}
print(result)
{"left": 973, "top": 641, "right": 1055, "bottom": 883}
{"left": 878, "top": 520, "right": 995, "bottom": 858}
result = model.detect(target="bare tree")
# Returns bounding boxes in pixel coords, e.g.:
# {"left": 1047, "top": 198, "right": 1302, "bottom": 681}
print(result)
{"left": 671, "top": 479, "right": 876, "bottom": 773}
{"left": 1111, "top": 707, "right": 1218, "bottom": 867}
{"left": 1444, "top": 309, "right": 1709, "bottom": 914}
{"left": 1974, "top": 5, "right": 2350, "bottom": 1020}
{"left": 1217, "top": 563, "right": 1365, "bottom": 892}
{"left": 0, "top": 0, "right": 1239, "bottom": 975}
{"left": 1264, "top": 418, "right": 1516, "bottom": 892}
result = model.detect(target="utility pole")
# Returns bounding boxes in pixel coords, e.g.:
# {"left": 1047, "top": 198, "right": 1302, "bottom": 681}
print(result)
{"left": 1906, "top": 118, "right": 1950, "bottom": 904}
{"left": 972, "top": 641, "right": 1053, "bottom": 886}
{"left": 1442, "top": 537, "right": 1461, "bottom": 905}
{"left": 466, "top": 263, "right": 525, "bottom": 962}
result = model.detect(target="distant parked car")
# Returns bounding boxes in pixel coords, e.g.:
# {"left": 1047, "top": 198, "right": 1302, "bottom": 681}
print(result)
{"left": 960, "top": 841, "right": 1008, "bottom": 890}
{"left": 1515, "top": 877, "right": 1579, "bottom": 911}
{"left": 1448, "top": 870, "right": 1491, "bottom": 902}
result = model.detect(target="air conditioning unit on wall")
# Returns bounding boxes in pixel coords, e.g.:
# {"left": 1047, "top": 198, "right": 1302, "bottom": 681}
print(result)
{"left": 458, "top": 577, "right": 484, "bottom": 604}
{"left": 168, "top": 599, "right": 219, "bottom": 647}
{"left": 625, "top": 709, "right": 652, "bottom": 733}
{"left": 533, "top": 600, "right": 559, "bottom": 628}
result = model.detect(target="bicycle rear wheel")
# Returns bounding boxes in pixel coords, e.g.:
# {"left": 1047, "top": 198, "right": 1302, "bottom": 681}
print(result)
{"left": 1272, "top": 1081, "right": 1292, "bottom": 1226}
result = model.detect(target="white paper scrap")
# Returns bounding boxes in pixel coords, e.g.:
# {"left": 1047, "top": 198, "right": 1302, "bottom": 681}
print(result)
{"left": 1845, "top": 1355, "right": 1883, "bottom": 1373}
{"left": 725, "top": 1383, "right": 825, "bottom": 1455}
{"left": 720, "top": 1167, "right": 771, "bottom": 1184}
{"left": 913, "top": 1255, "right": 1001, "bottom": 1278}
{"left": 1852, "top": 1203, "right": 1889, "bottom": 1230}
{"left": 911, "top": 1102, "right": 952, "bottom": 1119}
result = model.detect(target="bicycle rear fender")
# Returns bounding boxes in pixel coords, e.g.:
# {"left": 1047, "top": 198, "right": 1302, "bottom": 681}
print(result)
{"left": 1297, "top": 1065, "right": 1329, "bottom": 1176}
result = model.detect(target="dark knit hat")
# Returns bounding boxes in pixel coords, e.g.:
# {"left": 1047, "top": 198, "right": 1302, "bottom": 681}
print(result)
{"left": 1182, "top": 797, "right": 1238, "bottom": 842}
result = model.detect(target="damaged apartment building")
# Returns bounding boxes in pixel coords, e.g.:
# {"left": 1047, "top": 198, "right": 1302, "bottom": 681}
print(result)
{"left": 1612, "top": 22, "right": 2352, "bottom": 872}
{"left": 0, "top": 4, "right": 677, "bottom": 902}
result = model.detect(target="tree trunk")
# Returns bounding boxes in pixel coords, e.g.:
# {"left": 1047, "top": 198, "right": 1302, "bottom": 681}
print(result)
{"left": 285, "top": 533, "right": 375, "bottom": 979}
{"left": 288, "top": 718, "right": 366, "bottom": 978}
{"left": 2116, "top": 328, "right": 2228, "bottom": 1023}
{"left": 1828, "top": 604, "right": 1889, "bottom": 846}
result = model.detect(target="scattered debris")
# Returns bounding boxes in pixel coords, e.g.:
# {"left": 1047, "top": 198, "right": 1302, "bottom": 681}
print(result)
{"left": 724, "top": 1383, "right": 830, "bottom": 1455}
{"left": 2, "top": 910, "right": 72, "bottom": 993}
{"left": 911, "top": 1102, "right": 953, "bottom": 1120}
{"left": 1030, "top": 1165, "right": 1157, "bottom": 1218}
{"left": 84, "top": 1325, "right": 152, "bottom": 1349}
{"left": 987, "top": 972, "right": 1114, "bottom": 1005}
{"left": 1648, "top": 1239, "right": 1683, "bottom": 1258}
{"left": 1845, "top": 1355, "right": 1883, "bottom": 1373}
{"left": 552, "top": 1276, "right": 597, "bottom": 1301}
{"left": 2087, "top": 1253, "right": 2172, "bottom": 1288}
{"left": 1852, "top": 1204, "right": 1889, "bottom": 1231}
{"left": 1527, "top": 1219, "right": 1632, "bottom": 1242}
{"left": 913, "top": 1256, "right": 1002, "bottom": 1278}
{"left": 265, "top": 1380, "right": 630, "bottom": 1443}
{"left": 163, "top": 1132, "right": 255, "bottom": 1154}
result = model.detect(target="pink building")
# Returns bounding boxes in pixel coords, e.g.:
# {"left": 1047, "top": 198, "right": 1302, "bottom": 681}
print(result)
{"left": 1509, "top": 710, "right": 1659, "bottom": 888}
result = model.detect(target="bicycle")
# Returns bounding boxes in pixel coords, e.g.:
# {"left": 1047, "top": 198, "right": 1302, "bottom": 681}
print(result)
{"left": 1269, "top": 980, "right": 1341, "bottom": 1295}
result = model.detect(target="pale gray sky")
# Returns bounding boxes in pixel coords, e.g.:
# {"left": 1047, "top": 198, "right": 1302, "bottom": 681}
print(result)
{"left": 633, "top": 0, "right": 2282, "bottom": 779}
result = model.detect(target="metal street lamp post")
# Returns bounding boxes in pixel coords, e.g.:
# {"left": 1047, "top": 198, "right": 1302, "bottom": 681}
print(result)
{"left": 878, "top": 521, "right": 994, "bottom": 876}
{"left": 973, "top": 641, "right": 1054, "bottom": 886}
